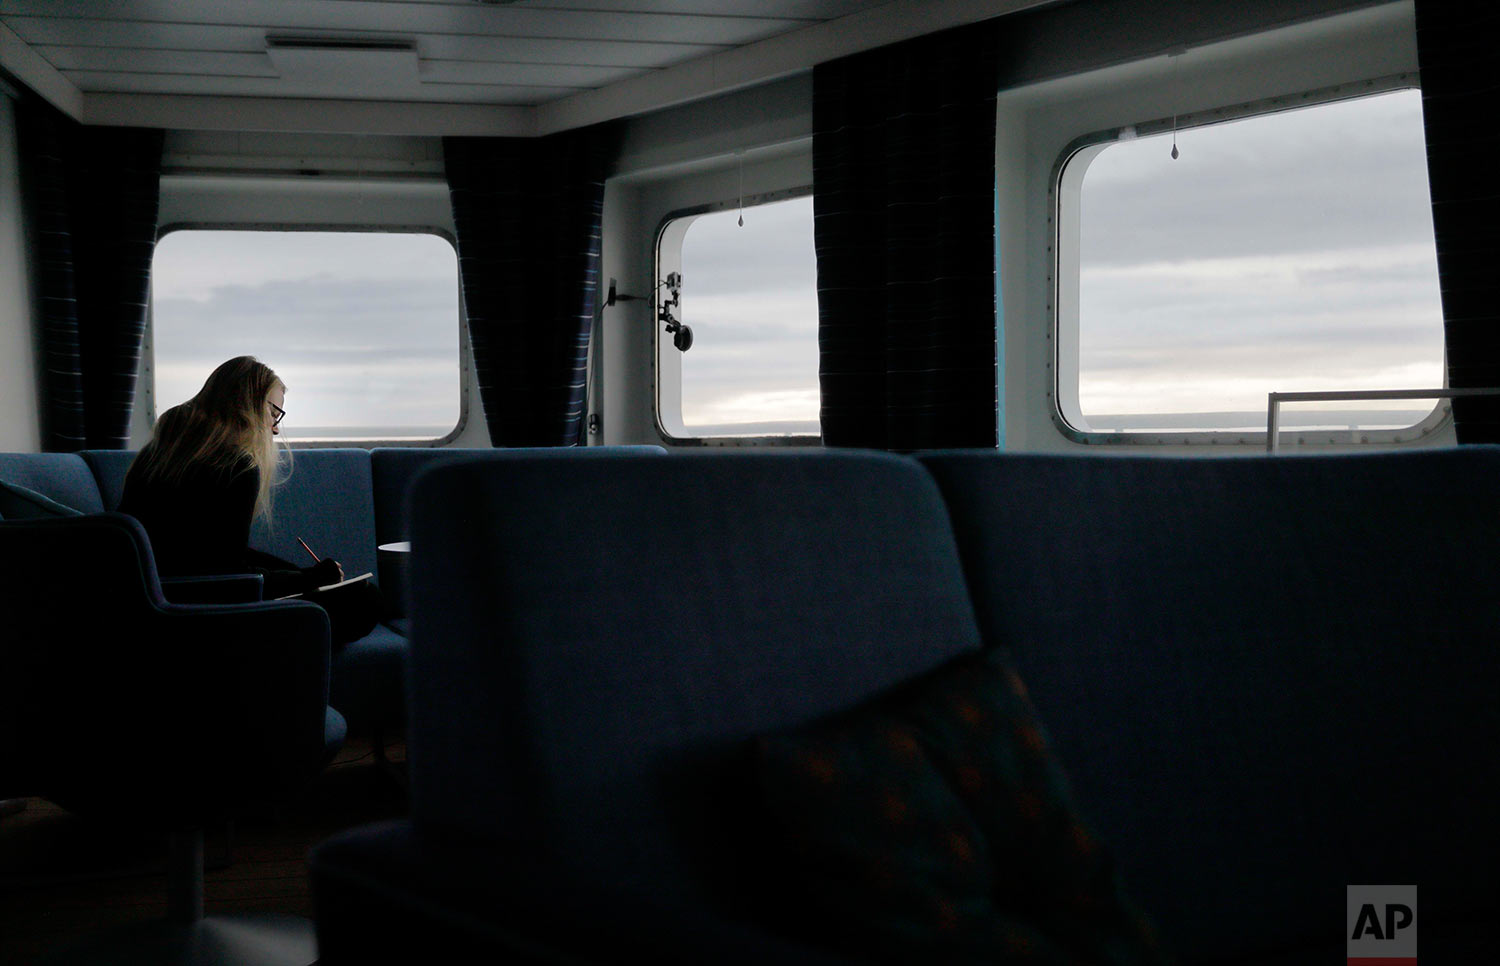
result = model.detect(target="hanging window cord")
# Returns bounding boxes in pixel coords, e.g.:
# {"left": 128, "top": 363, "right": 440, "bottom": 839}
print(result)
{"left": 1169, "top": 51, "right": 1183, "bottom": 160}
{"left": 737, "top": 150, "right": 745, "bottom": 226}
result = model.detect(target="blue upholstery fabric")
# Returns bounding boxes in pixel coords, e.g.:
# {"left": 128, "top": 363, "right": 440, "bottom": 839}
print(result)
{"left": 370, "top": 446, "right": 667, "bottom": 616}
{"left": 1, "top": 513, "right": 339, "bottom": 826}
{"left": 323, "top": 706, "right": 349, "bottom": 763}
{"left": 370, "top": 448, "right": 494, "bottom": 544}
{"left": 159, "top": 573, "right": 265, "bottom": 604}
{"left": 0, "top": 453, "right": 105, "bottom": 514}
{"left": 250, "top": 449, "right": 378, "bottom": 581}
{"left": 918, "top": 448, "right": 1500, "bottom": 962}
{"left": 406, "top": 450, "right": 982, "bottom": 906}
{"left": 313, "top": 819, "right": 859, "bottom": 966}
{"left": 5, "top": 447, "right": 405, "bottom": 739}
{"left": 80, "top": 448, "right": 136, "bottom": 510}
{"left": 251, "top": 450, "right": 392, "bottom": 734}
{"left": 328, "top": 623, "right": 408, "bottom": 736}
{"left": 0, "top": 480, "right": 84, "bottom": 518}
{"left": 370, "top": 448, "right": 495, "bottom": 617}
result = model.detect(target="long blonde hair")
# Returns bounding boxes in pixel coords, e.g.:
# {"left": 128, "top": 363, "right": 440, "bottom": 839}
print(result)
{"left": 132, "top": 356, "right": 289, "bottom": 519}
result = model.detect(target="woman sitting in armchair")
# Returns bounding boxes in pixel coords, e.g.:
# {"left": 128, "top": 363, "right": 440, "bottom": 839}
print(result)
{"left": 120, "top": 355, "right": 380, "bottom": 647}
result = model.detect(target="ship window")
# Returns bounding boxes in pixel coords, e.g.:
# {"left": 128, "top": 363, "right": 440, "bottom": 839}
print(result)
{"left": 656, "top": 193, "right": 820, "bottom": 439}
{"left": 1055, "top": 86, "right": 1445, "bottom": 440}
{"left": 150, "top": 229, "right": 461, "bottom": 441}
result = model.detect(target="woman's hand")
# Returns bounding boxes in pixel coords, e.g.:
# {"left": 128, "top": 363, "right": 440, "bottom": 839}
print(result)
{"left": 303, "top": 557, "right": 345, "bottom": 590}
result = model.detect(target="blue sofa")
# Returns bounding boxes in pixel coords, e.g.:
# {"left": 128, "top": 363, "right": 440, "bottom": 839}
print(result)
{"left": 917, "top": 449, "right": 1499, "bottom": 962}
{"left": 0, "top": 446, "right": 665, "bottom": 739}
{"left": 2, "top": 509, "right": 345, "bottom": 819}
{"left": 1, "top": 447, "right": 493, "bottom": 738}
{"left": 310, "top": 447, "right": 1498, "bottom": 964}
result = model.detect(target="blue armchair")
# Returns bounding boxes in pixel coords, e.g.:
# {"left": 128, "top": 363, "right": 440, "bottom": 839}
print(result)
{"left": 311, "top": 450, "right": 979, "bottom": 963}
{"left": 1, "top": 512, "right": 345, "bottom": 961}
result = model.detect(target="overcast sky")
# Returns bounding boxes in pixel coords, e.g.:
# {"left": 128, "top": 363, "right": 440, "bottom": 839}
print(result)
{"left": 149, "top": 88, "right": 1442, "bottom": 439}
{"left": 1077, "top": 88, "right": 1443, "bottom": 426}
{"left": 678, "top": 196, "right": 819, "bottom": 430}
{"left": 152, "top": 231, "right": 461, "bottom": 436}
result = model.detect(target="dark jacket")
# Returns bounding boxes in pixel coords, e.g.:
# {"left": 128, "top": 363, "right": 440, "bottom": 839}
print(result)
{"left": 119, "top": 455, "right": 328, "bottom": 599}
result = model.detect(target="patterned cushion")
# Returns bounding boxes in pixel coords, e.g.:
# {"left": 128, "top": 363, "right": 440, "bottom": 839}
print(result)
{"left": 0, "top": 481, "right": 85, "bottom": 520}
{"left": 755, "top": 649, "right": 1169, "bottom": 964}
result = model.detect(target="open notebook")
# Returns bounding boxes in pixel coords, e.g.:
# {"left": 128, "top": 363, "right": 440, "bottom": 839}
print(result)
{"left": 274, "top": 572, "right": 373, "bottom": 600}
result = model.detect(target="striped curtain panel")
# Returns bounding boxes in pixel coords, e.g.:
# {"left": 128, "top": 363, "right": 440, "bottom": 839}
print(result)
{"left": 813, "top": 23, "right": 1000, "bottom": 451}
{"left": 444, "top": 128, "right": 614, "bottom": 447}
{"left": 1414, "top": 1, "right": 1500, "bottom": 443}
{"left": 15, "top": 100, "right": 162, "bottom": 452}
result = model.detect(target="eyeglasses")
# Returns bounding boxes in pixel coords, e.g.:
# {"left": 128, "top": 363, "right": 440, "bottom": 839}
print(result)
{"left": 268, "top": 401, "right": 285, "bottom": 428}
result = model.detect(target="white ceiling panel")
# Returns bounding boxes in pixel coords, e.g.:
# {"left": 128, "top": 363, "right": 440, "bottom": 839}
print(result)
{"left": 10, "top": 19, "right": 730, "bottom": 68}
{"left": 40, "top": 46, "right": 642, "bottom": 90}
{"left": 0, "top": 1, "right": 816, "bottom": 46}
{"left": 366, "top": 0, "right": 883, "bottom": 15}
{"left": 0, "top": 0, "right": 1052, "bottom": 134}
{"left": 3, "top": 17, "right": 291, "bottom": 49}
{"left": 420, "top": 60, "right": 637, "bottom": 88}
{"left": 64, "top": 71, "right": 582, "bottom": 105}
{"left": 37, "top": 47, "right": 281, "bottom": 78}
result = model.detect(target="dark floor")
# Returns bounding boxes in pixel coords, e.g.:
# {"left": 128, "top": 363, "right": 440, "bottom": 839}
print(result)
{"left": 0, "top": 738, "right": 407, "bottom": 965}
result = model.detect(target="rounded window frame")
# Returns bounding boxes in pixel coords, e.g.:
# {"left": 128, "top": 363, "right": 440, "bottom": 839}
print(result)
{"left": 148, "top": 221, "right": 471, "bottom": 449}
{"left": 651, "top": 186, "right": 822, "bottom": 447}
{"left": 1047, "top": 72, "right": 1451, "bottom": 448}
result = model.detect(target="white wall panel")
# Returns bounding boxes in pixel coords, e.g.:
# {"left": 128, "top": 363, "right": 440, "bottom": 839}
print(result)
{"left": 0, "top": 94, "right": 41, "bottom": 452}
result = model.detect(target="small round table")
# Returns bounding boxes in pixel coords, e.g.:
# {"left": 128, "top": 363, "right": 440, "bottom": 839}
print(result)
{"left": 377, "top": 542, "right": 412, "bottom": 613}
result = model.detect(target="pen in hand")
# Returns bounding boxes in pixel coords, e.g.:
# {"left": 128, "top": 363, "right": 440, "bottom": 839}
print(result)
{"left": 297, "top": 537, "right": 344, "bottom": 584}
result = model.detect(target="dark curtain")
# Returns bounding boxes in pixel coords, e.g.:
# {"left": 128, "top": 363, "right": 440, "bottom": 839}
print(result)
{"left": 1414, "top": 1, "right": 1500, "bottom": 443}
{"left": 813, "top": 23, "right": 1001, "bottom": 451}
{"left": 15, "top": 100, "right": 163, "bottom": 452}
{"left": 444, "top": 127, "right": 614, "bottom": 447}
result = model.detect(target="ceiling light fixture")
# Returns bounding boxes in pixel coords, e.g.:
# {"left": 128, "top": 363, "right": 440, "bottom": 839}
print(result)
{"left": 265, "top": 35, "right": 422, "bottom": 94}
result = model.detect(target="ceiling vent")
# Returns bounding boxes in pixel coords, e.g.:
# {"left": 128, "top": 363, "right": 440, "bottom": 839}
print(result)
{"left": 265, "top": 35, "right": 421, "bottom": 95}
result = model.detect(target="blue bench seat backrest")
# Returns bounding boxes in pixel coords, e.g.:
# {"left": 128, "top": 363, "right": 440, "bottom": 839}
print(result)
{"left": 250, "top": 449, "right": 379, "bottom": 582}
{"left": 0, "top": 453, "right": 105, "bottom": 515}
{"left": 82, "top": 448, "right": 380, "bottom": 581}
{"left": 407, "top": 450, "right": 982, "bottom": 909}
{"left": 371, "top": 446, "right": 667, "bottom": 616}
{"left": 371, "top": 444, "right": 670, "bottom": 546}
{"left": 80, "top": 449, "right": 136, "bottom": 510}
{"left": 919, "top": 448, "right": 1500, "bottom": 962}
